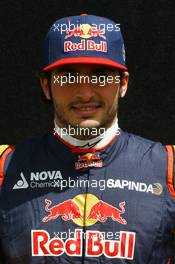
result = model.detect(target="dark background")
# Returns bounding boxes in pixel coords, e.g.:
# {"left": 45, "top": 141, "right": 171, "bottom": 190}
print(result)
{"left": 0, "top": 0, "right": 174, "bottom": 145}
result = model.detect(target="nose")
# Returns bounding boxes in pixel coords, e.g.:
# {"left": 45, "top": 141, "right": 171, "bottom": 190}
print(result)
{"left": 76, "top": 83, "right": 96, "bottom": 102}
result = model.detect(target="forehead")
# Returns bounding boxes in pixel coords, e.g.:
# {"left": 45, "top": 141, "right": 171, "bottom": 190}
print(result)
{"left": 52, "top": 64, "right": 119, "bottom": 74}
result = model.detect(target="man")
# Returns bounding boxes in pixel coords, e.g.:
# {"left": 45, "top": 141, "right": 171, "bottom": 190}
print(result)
{"left": 0, "top": 14, "right": 174, "bottom": 264}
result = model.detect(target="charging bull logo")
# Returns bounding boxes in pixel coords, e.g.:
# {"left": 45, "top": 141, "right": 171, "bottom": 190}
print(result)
{"left": 65, "top": 24, "right": 106, "bottom": 39}
{"left": 42, "top": 194, "right": 127, "bottom": 226}
{"left": 87, "top": 200, "right": 127, "bottom": 224}
{"left": 42, "top": 199, "right": 82, "bottom": 222}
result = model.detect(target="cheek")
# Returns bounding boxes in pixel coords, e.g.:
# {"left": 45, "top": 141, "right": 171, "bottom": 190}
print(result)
{"left": 101, "top": 87, "right": 119, "bottom": 106}
{"left": 51, "top": 86, "right": 70, "bottom": 104}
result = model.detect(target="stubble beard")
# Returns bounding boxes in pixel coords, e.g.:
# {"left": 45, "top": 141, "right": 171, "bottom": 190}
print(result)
{"left": 54, "top": 100, "right": 119, "bottom": 140}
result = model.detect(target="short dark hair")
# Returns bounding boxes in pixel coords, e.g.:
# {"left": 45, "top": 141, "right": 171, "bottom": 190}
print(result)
{"left": 38, "top": 70, "right": 52, "bottom": 87}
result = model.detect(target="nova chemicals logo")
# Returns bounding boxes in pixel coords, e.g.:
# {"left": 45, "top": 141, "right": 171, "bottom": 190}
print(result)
{"left": 12, "top": 170, "right": 63, "bottom": 189}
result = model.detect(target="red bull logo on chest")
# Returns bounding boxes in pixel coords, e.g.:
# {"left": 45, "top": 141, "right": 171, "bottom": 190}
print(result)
{"left": 31, "top": 194, "right": 135, "bottom": 259}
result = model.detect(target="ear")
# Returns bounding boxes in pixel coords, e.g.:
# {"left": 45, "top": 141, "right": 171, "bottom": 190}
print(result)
{"left": 119, "top": 71, "right": 129, "bottom": 98}
{"left": 40, "top": 76, "right": 51, "bottom": 100}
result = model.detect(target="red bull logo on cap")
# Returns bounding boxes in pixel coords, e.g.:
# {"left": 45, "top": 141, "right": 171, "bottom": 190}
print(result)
{"left": 64, "top": 39, "right": 107, "bottom": 53}
{"left": 65, "top": 24, "right": 106, "bottom": 39}
{"left": 64, "top": 24, "right": 107, "bottom": 53}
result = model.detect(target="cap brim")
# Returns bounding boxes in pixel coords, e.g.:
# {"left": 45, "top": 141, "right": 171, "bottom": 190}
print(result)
{"left": 43, "top": 57, "right": 128, "bottom": 71}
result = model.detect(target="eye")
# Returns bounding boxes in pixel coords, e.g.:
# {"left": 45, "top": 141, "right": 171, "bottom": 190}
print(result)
{"left": 54, "top": 70, "right": 80, "bottom": 87}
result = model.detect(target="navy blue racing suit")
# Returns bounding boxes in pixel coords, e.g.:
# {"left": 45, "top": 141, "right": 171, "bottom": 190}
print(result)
{"left": 0, "top": 129, "right": 175, "bottom": 263}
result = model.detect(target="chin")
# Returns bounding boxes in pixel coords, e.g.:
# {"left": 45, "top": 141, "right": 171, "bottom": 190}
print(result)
{"left": 78, "top": 119, "right": 101, "bottom": 128}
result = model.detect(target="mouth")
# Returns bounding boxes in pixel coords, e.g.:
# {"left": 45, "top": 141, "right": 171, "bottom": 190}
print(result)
{"left": 71, "top": 103, "right": 101, "bottom": 117}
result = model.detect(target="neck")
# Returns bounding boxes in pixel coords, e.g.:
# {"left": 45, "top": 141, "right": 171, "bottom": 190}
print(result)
{"left": 54, "top": 118, "right": 120, "bottom": 150}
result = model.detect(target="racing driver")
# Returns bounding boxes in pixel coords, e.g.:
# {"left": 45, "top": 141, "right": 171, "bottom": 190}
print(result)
{"left": 0, "top": 14, "right": 175, "bottom": 264}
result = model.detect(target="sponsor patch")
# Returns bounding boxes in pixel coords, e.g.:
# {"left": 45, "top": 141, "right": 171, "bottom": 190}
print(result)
{"left": 64, "top": 40, "right": 107, "bottom": 52}
{"left": 75, "top": 153, "right": 103, "bottom": 170}
{"left": 32, "top": 194, "right": 135, "bottom": 259}
{"left": 31, "top": 229, "right": 135, "bottom": 259}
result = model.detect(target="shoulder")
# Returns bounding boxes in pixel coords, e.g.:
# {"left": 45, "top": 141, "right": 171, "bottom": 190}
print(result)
{"left": 0, "top": 145, "right": 15, "bottom": 186}
{"left": 0, "top": 133, "right": 49, "bottom": 187}
{"left": 121, "top": 130, "right": 175, "bottom": 198}
{"left": 10, "top": 133, "right": 50, "bottom": 155}
{"left": 121, "top": 130, "right": 166, "bottom": 158}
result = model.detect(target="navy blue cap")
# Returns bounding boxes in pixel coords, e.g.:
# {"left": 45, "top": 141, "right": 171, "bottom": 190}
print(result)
{"left": 42, "top": 14, "right": 127, "bottom": 71}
